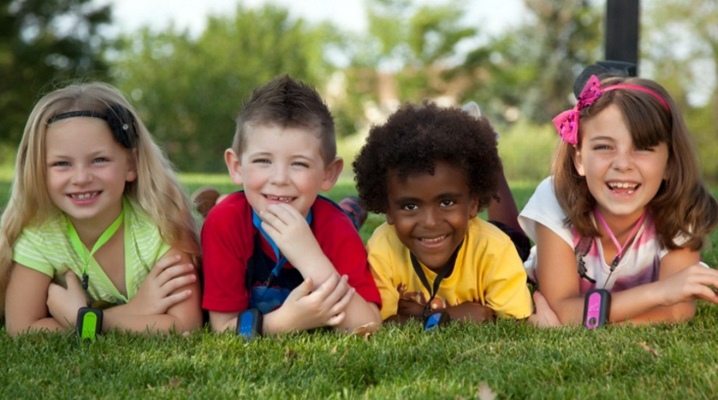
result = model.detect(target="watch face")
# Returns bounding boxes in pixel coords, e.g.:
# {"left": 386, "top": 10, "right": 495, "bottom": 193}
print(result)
{"left": 423, "top": 311, "right": 449, "bottom": 331}
{"left": 237, "top": 309, "right": 263, "bottom": 339}
{"left": 77, "top": 308, "right": 103, "bottom": 341}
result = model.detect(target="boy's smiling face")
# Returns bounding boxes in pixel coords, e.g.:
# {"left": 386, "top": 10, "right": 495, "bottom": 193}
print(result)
{"left": 385, "top": 161, "right": 479, "bottom": 271}
{"left": 226, "top": 123, "right": 342, "bottom": 218}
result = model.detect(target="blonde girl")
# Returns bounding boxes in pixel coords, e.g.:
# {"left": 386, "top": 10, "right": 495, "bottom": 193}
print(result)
{"left": 1, "top": 82, "right": 202, "bottom": 335}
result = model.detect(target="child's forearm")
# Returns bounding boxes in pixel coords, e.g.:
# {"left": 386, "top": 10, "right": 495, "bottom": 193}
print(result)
{"left": 547, "top": 284, "right": 696, "bottom": 326}
{"left": 613, "top": 302, "right": 695, "bottom": 325}
{"left": 102, "top": 309, "right": 202, "bottom": 333}
{"left": 384, "top": 314, "right": 416, "bottom": 324}
{"left": 607, "top": 285, "right": 696, "bottom": 324}
{"left": 334, "top": 297, "right": 381, "bottom": 333}
{"left": 291, "top": 255, "right": 338, "bottom": 289}
{"left": 445, "top": 302, "right": 496, "bottom": 323}
{"left": 7, "top": 318, "right": 66, "bottom": 336}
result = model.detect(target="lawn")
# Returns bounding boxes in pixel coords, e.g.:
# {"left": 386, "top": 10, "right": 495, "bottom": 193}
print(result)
{"left": 1, "top": 174, "right": 718, "bottom": 398}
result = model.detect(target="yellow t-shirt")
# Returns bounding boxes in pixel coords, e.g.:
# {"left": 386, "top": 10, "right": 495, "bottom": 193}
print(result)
{"left": 367, "top": 217, "right": 532, "bottom": 320}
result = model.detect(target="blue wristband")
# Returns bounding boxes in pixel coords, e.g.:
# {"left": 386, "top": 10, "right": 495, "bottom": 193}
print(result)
{"left": 236, "top": 308, "right": 263, "bottom": 339}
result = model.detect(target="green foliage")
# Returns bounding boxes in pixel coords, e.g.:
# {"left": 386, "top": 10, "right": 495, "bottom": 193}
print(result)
{"left": 460, "top": 0, "right": 603, "bottom": 127}
{"left": 643, "top": 0, "right": 718, "bottom": 183}
{"left": 337, "top": 0, "right": 477, "bottom": 121}
{"left": 497, "top": 120, "right": 557, "bottom": 182}
{"left": 111, "top": 4, "right": 340, "bottom": 172}
{"left": 0, "top": 0, "right": 111, "bottom": 147}
{"left": 3, "top": 310, "right": 718, "bottom": 398}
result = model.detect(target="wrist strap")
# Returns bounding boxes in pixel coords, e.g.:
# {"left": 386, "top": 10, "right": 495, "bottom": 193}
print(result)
{"left": 77, "top": 307, "right": 103, "bottom": 341}
{"left": 236, "top": 308, "right": 263, "bottom": 339}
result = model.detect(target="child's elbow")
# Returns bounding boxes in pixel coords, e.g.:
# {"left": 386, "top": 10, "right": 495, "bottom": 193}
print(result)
{"left": 6, "top": 324, "right": 24, "bottom": 337}
{"left": 669, "top": 301, "right": 696, "bottom": 323}
{"left": 175, "top": 314, "right": 204, "bottom": 333}
{"left": 340, "top": 302, "right": 382, "bottom": 334}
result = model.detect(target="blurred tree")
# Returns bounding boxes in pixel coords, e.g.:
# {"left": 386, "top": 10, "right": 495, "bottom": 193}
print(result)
{"left": 643, "top": 0, "right": 718, "bottom": 181}
{"left": 333, "top": 0, "right": 476, "bottom": 133}
{"left": 460, "top": 0, "right": 602, "bottom": 126}
{"left": 0, "top": 0, "right": 111, "bottom": 146}
{"left": 111, "top": 4, "right": 340, "bottom": 172}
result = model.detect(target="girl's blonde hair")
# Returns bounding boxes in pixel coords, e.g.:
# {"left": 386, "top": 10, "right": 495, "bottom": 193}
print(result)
{"left": 0, "top": 82, "right": 200, "bottom": 316}
{"left": 553, "top": 76, "right": 718, "bottom": 250}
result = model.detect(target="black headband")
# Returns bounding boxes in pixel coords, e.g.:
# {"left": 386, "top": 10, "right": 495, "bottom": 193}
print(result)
{"left": 47, "top": 104, "right": 138, "bottom": 149}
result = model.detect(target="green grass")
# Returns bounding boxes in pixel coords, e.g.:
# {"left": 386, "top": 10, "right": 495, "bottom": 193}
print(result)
{"left": 2, "top": 174, "right": 718, "bottom": 398}
{"left": 2, "top": 313, "right": 718, "bottom": 398}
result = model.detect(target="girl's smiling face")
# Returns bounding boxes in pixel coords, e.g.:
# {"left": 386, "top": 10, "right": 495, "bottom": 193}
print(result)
{"left": 385, "top": 161, "right": 479, "bottom": 271}
{"left": 45, "top": 117, "right": 137, "bottom": 229}
{"left": 573, "top": 104, "right": 669, "bottom": 223}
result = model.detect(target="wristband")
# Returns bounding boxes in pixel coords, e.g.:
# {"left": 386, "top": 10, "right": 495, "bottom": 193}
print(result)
{"left": 423, "top": 310, "right": 450, "bottom": 331}
{"left": 236, "top": 308, "right": 263, "bottom": 339}
{"left": 582, "top": 289, "right": 610, "bottom": 329}
{"left": 77, "top": 307, "right": 103, "bottom": 341}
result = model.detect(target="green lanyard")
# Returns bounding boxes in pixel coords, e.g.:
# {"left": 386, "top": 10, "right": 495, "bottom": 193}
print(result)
{"left": 67, "top": 209, "right": 124, "bottom": 291}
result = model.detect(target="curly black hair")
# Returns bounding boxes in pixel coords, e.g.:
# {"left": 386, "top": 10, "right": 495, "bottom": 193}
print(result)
{"left": 353, "top": 101, "right": 502, "bottom": 214}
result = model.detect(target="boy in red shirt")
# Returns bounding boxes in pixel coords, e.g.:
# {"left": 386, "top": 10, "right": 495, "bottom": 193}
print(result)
{"left": 201, "top": 76, "right": 381, "bottom": 335}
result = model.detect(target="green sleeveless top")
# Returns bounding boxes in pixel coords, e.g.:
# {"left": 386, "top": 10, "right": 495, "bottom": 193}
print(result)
{"left": 13, "top": 198, "right": 171, "bottom": 307}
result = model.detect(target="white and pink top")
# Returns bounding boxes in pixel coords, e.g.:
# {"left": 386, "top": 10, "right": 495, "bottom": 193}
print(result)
{"left": 519, "top": 177, "right": 671, "bottom": 293}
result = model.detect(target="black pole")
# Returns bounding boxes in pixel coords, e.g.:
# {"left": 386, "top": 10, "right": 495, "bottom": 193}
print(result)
{"left": 605, "top": 0, "right": 640, "bottom": 73}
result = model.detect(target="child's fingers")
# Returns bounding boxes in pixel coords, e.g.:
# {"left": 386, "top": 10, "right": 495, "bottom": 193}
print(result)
{"left": 325, "top": 311, "right": 347, "bottom": 327}
{"left": 157, "top": 263, "right": 195, "bottom": 285}
{"left": 328, "top": 287, "right": 354, "bottom": 317}
{"left": 260, "top": 204, "right": 305, "bottom": 232}
{"left": 160, "top": 290, "right": 193, "bottom": 309}
{"left": 286, "top": 278, "right": 314, "bottom": 302}
{"left": 531, "top": 291, "right": 562, "bottom": 327}
{"left": 64, "top": 271, "right": 82, "bottom": 290}
{"left": 322, "top": 275, "right": 351, "bottom": 307}
{"left": 151, "top": 254, "right": 183, "bottom": 277}
{"left": 265, "top": 203, "right": 302, "bottom": 221}
{"left": 160, "top": 269, "right": 197, "bottom": 293}
{"left": 311, "top": 274, "right": 343, "bottom": 301}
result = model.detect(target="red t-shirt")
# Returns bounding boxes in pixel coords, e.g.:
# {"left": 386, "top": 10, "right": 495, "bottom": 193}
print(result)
{"left": 201, "top": 192, "right": 381, "bottom": 313}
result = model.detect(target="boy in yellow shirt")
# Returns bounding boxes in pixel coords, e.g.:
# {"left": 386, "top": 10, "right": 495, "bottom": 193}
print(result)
{"left": 353, "top": 102, "right": 532, "bottom": 325}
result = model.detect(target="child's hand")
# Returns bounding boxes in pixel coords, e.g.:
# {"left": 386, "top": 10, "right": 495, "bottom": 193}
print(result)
{"left": 275, "top": 274, "right": 355, "bottom": 332}
{"left": 125, "top": 253, "right": 197, "bottom": 315}
{"left": 445, "top": 302, "right": 496, "bottom": 323}
{"left": 658, "top": 263, "right": 718, "bottom": 306}
{"left": 259, "top": 203, "right": 325, "bottom": 269}
{"left": 396, "top": 299, "right": 425, "bottom": 319}
{"left": 528, "top": 291, "right": 562, "bottom": 328}
{"left": 46, "top": 272, "right": 88, "bottom": 329}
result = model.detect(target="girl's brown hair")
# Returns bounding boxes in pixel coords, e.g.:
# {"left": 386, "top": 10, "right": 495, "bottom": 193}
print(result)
{"left": 553, "top": 76, "right": 717, "bottom": 250}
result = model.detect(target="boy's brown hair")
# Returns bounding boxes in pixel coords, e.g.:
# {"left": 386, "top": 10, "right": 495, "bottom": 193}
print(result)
{"left": 232, "top": 75, "right": 336, "bottom": 166}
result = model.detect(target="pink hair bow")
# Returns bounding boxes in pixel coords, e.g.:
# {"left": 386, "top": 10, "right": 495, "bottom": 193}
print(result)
{"left": 552, "top": 75, "right": 603, "bottom": 145}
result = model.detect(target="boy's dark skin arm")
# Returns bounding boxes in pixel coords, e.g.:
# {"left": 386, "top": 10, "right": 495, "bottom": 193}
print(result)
{"left": 388, "top": 299, "right": 495, "bottom": 324}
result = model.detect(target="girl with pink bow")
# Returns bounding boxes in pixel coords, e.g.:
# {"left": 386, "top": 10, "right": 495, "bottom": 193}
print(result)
{"left": 521, "top": 75, "right": 718, "bottom": 327}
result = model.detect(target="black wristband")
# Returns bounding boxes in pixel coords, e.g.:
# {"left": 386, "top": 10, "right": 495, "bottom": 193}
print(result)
{"left": 77, "top": 307, "right": 103, "bottom": 341}
{"left": 236, "top": 308, "right": 263, "bottom": 339}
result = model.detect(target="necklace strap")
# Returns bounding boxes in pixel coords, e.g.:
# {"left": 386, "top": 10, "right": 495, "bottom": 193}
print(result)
{"left": 409, "top": 240, "right": 463, "bottom": 317}
{"left": 67, "top": 209, "right": 125, "bottom": 290}
{"left": 593, "top": 210, "right": 646, "bottom": 270}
